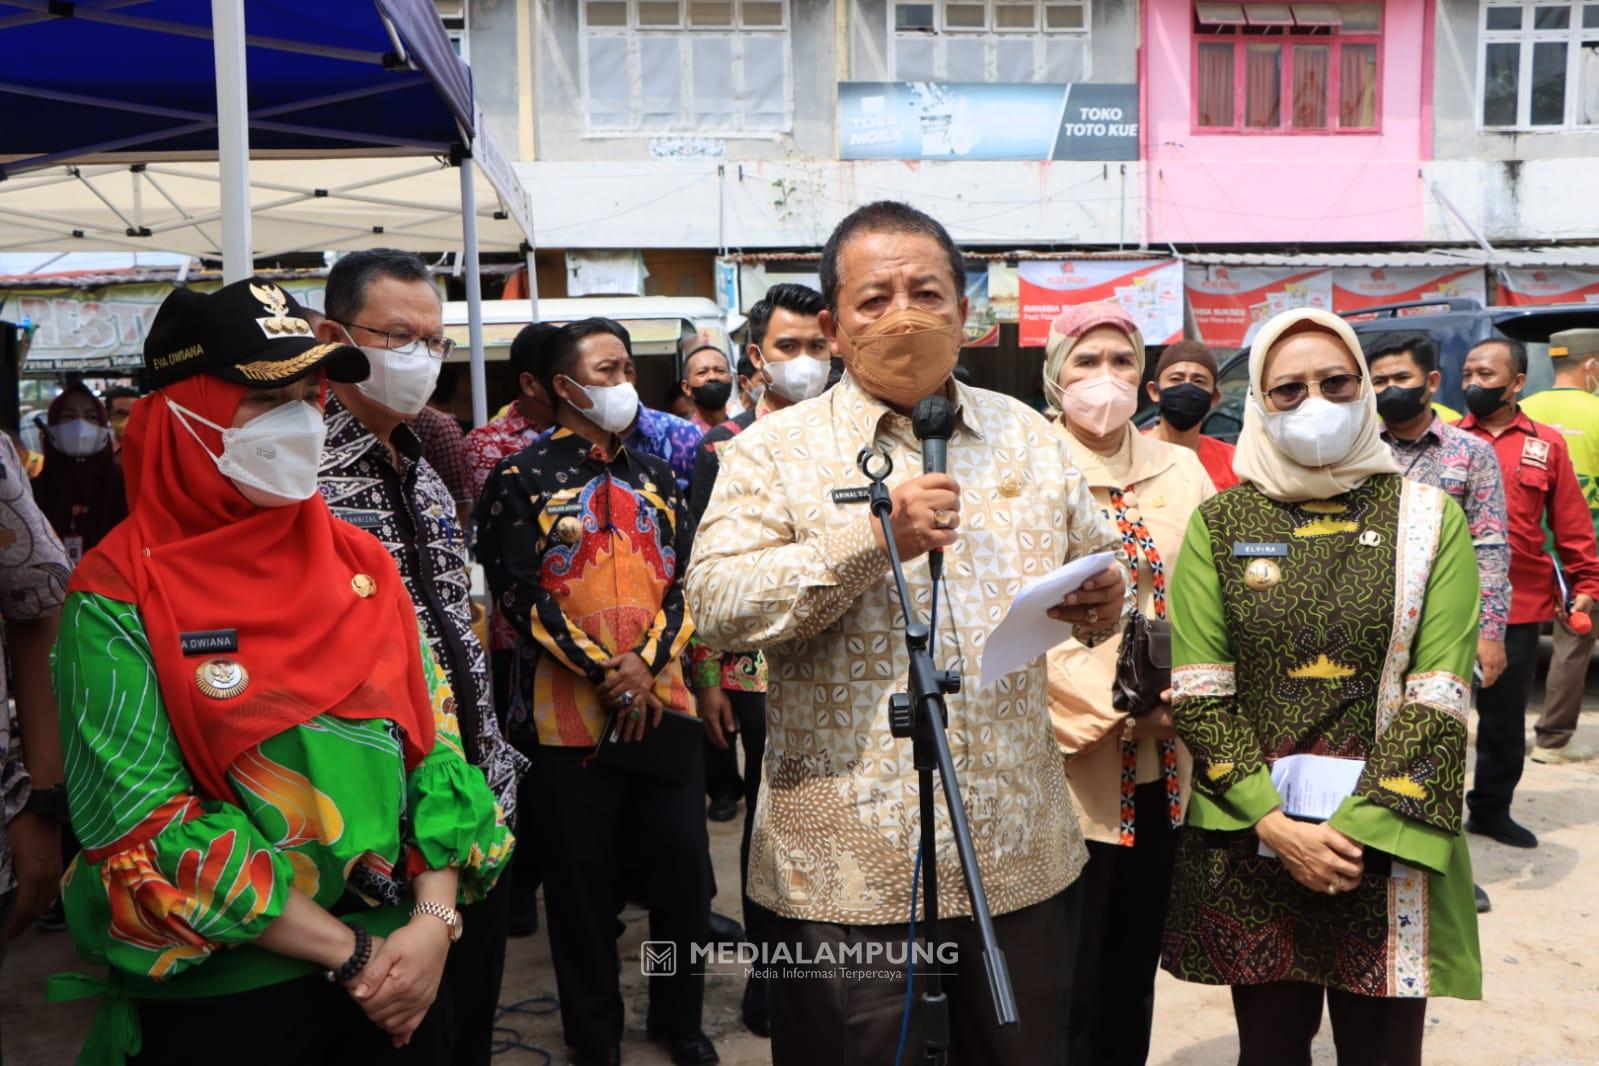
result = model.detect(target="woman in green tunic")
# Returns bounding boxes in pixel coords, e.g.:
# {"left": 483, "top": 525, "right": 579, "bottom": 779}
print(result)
{"left": 1163, "top": 307, "right": 1482, "bottom": 1065}
{"left": 48, "top": 280, "right": 511, "bottom": 1065}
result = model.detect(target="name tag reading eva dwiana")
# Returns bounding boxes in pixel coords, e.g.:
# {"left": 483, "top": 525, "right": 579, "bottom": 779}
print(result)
{"left": 181, "top": 629, "right": 239, "bottom": 656}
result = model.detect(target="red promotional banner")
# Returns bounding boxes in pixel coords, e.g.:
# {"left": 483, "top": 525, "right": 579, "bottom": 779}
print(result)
{"left": 1018, "top": 260, "right": 1183, "bottom": 347}
{"left": 1333, "top": 267, "right": 1487, "bottom": 312}
{"left": 1496, "top": 267, "right": 1599, "bottom": 306}
{"left": 1184, "top": 266, "right": 1333, "bottom": 350}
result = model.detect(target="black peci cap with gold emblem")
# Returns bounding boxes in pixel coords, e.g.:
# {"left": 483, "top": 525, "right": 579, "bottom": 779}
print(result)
{"left": 144, "top": 278, "right": 369, "bottom": 389}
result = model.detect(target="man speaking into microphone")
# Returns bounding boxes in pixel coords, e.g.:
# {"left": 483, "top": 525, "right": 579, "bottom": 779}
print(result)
{"left": 685, "top": 201, "right": 1124, "bottom": 1064}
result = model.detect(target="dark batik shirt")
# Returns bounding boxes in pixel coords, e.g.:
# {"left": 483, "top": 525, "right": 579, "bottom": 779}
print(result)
{"left": 319, "top": 394, "right": 527, "bottom": 824}
{"left": 476, "top": 427, "right": 697, "bottom": 747}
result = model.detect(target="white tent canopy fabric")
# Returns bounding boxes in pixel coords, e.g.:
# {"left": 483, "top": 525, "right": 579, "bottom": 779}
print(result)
{"left": 0, "top": 156, "right": 533, "bottom": 259}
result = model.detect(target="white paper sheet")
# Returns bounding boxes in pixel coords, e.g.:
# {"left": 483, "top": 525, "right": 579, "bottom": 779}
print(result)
{"left": 1258, "top": 754, "right": 1366, "bottom": 858}
{"left": 977, "top": 551, "right": 1118, "bottom": 689}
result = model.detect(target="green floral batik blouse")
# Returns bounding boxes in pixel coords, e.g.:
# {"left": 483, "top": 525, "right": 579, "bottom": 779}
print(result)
{"left": 48, "top": 591, "right": 513, "bottom": 1064}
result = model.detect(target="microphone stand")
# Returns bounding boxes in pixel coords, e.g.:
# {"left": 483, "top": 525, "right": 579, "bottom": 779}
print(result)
{"left": 856, "top": 446, "right": 1019, "bottom": 1064}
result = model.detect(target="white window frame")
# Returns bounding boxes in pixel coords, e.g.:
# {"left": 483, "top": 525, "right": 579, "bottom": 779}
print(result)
{"left": 578, "top": 0, "right": 796, "bottom": 137}
{"left": 888, "top": 0, "right": 1093, "bottom": 83}
{"left": 435, "top": 0, "right": 468, "bottom": 62}
{"left": 1478, "top": 0, "right": 1599, "bottom": 130}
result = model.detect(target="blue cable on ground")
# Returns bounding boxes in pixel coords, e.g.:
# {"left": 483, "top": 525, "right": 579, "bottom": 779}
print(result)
{"left": 490, "top": 992, "right": 559, "bottom": 1060}
{"left": 893, "top": 838, "right": 925, "bottom": 1066}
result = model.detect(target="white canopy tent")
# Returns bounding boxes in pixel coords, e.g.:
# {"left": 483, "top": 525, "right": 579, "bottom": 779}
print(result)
{"left": 0, "top": 0, "right": 539, "bottom": 427}
{"left": 0, "top": 157, "right": 533, "bottom": 260}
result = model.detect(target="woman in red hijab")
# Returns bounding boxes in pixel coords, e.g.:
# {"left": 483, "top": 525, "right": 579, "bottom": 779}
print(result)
{"left": 49, "top": 280, "right": 512, "bottom": 1066}
{"left": 32, "top": 382, "right": 127, "bottom": 563}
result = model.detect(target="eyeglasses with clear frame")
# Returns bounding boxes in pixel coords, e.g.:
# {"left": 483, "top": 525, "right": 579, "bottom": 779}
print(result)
{"left": 335, "top": 321, "right": 455, "bottom": 360}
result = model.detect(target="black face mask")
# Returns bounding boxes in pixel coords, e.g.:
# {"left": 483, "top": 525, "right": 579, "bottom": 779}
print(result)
{"left": 1375, "top": 384, "right": 1430, "bottom": 424}
{"left": 691, "top": 379, "right": 733, "bottom": 411}
{"left": 1157, "top": 382, "right": 1212, "bottom": 431}
{"left": 1464, "top": 384, "right": 1509, "bottom": 418}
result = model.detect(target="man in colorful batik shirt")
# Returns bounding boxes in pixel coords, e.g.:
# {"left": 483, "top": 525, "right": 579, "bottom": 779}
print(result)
{"left": 478, "top": 320, "right": 716, "bottom": 1066}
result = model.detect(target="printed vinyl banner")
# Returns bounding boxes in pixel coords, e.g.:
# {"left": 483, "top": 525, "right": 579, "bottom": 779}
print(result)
{"left": 1496, "top": 267, "right": 1599, "bottom": 305}
{"left": 1185, "top": 267, "right": 1333, "bottom": 350}
{"left": 964, "top": 270, "right": 999, "bottom": 348}
{"left": 1018, "top": 260, "right": 1183, "bottom": 347}
{"left": 1333, "top": 267, "right": 1487, "bottom": 312}
{"left": 838, "top": 82, "right": 1138, "bottom": 161}
{"left": 2, "top": 279, "right": 327, "bottom": 373}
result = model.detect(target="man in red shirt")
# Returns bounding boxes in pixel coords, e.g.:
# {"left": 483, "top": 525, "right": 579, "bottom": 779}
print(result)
{"left": 1143, "top": 339, "right": 1238, "bottom": 490}
{"left": 1457, "top": 338, "right": 1599, "bottom": 850}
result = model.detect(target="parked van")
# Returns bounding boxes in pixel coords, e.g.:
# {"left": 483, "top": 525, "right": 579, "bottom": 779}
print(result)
{"left": 441, "top": 296, "right": 736, "bottom": 416}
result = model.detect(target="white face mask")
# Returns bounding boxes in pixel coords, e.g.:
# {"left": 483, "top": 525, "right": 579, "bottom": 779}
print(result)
{"left": 762, "top": 354, "right": 830, "bottom": 404}
{"left": 354, "top": 344, "right": 441, "bottom": 417}
{"left": 167, "top": 395, "right": 328, "bottom": 508}
{"left": 1260, "top": 396, "right": 1366, "bottom": 468}
{"left": 48, "top": 418, "right": 112, "bottom": 458}
{"left": 563, "top": 378, "right": 640, "bottom": 436}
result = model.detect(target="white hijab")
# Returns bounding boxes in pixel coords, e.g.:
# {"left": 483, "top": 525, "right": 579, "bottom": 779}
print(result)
{"left": 1232, "top": 308, "right": 1400, "bottom": 503}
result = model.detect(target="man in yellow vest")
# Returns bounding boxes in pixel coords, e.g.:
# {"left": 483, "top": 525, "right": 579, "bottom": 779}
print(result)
{"left": 1521, "top": 327, "right": 1599, "bottom": 763}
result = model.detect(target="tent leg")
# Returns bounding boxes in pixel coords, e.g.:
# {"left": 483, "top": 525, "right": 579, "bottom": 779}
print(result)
{"left": 460, "top": 158, "right": 489, "bottom": 431}
{"left": 525, "top": 247, "right": 541, "bottom": 324}
{"left": 212, "top": 0, "right": 252, "bottom": 282}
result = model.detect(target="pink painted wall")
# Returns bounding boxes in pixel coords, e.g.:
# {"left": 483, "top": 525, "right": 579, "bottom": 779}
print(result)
{"left": 1142, "top": 0, "right": 1430, "bottom": 244}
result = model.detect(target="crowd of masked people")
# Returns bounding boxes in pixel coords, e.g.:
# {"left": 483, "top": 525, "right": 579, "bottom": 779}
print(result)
{"left": 0, "top": 200, "right": 1594, "bottom": 1066}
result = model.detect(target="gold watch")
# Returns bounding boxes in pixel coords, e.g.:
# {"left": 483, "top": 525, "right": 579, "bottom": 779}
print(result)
{"left": 411, "top": 901, "right": 465, "bottom": 943}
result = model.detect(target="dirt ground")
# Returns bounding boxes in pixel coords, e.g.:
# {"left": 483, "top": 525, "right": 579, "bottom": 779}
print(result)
{"left": 4, "top": 658, "right": 1596, "bottom": 1066}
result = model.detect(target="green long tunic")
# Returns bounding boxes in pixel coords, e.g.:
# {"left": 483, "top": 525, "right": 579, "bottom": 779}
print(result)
{"left": 1163, "top": 473, "right": 1482, "bottom": 1000}
{"left": 48, "top": 591, "right": 514, "bottom": 1063}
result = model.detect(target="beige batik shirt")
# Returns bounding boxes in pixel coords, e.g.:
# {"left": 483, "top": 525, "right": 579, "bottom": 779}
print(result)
{"left": 684, "top": 375, "right": 1122, "bottom": 925}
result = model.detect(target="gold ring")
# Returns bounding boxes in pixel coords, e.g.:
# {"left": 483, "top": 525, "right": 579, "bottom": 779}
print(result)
{"left": 1086, "top": 607, "right": 1100, "bottom": 624}
{"left": 1326, "top": 883, "right": 1338, "bottom": 896}
{"left": 933, "top": 509, "right": 956, "bottom": 530}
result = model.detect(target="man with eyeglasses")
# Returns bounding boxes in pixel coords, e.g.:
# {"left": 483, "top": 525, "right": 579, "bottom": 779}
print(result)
{"left": 314, "top": 248, "right": 528, "bottom": 1066}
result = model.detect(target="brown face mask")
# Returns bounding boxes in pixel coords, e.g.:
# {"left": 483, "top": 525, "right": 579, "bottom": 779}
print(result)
{"left": 840, "top": 306, "right": 964, "bottom": 408}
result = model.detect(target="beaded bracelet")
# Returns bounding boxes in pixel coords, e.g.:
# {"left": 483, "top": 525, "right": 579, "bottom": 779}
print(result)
{"left": 326, "top": 924, "right": 372, "bottom": 983}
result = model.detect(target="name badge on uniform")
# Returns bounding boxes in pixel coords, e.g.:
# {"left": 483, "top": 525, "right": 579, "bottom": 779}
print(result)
{"left": 181, "top": 629, "right": 239, "bottom": 656}
{"left": 1521, "top": 438, "right": 1551, "bottom": 470}
{"left": 547, "top": 502, "right": 585, "bottom": 516}
{"left": 336, "top": 510, "right": 384, "bottom": 531}
{"left": 830, "top": 486, "right": 872, "bottom": 506}
{"left": 1232, "top": 542, "right": 1289, "bottom": 558}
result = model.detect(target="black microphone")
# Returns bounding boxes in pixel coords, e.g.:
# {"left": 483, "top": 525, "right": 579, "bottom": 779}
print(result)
{"left": 913, "top": 394, "right": 958, "bottom": 583}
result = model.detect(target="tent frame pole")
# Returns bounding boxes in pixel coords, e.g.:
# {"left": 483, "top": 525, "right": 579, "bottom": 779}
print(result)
{"left": 212, "top": 0, "right": 252, "bottom": 282}
{"left": 459, "top": 157, "right": 489, "bottom": 431}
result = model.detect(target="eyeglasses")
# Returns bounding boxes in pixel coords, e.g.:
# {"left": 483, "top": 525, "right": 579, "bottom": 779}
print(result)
{"left": 336, "top": 321, "right": 455, "bottom": 360}
{"left": 1263, "top": 373, "right": 1362, "bottom": 411}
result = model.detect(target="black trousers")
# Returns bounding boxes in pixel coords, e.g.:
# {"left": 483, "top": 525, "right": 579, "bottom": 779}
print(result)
{"left": 705, "top": 735, "right": 742, "bottom": 803}
{"left": 530, "top": 743, "right": 710, "bottom": 1059}
{"left": 443, "top": 868, "right": 513, "bottom": 1066}
{"left": 1468, "top": 621, "right": 1540, "bottom": 822}
{"left": 132, "top": 972, "right": 453, "bottom": 1065}
{"left": 730, "top": 689, "right": 776, "bottom": 953}
{"left": 497, "top": 647, "right": 542, "bottom": 927}
{"left": 767, "top": 893, "right": 1069, "bottom": 1066}
{"left": 1231, "top": 980, "right": 1426, "bottom": 1066}
{"left": 1061, "top": 782, "right": 1179, "bottom": 1066}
